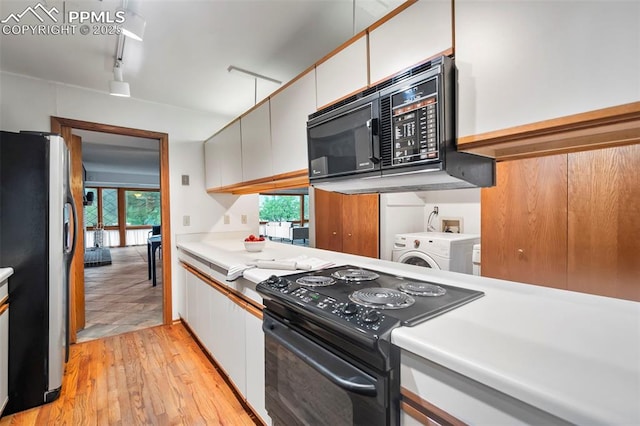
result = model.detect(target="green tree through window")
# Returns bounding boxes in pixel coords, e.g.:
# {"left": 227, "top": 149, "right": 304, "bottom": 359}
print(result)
{"left": 126, "top": 191, "right": 161, "bottom": 225}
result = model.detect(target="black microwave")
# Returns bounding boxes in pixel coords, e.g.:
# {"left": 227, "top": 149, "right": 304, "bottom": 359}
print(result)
{"left": 306, "top": 91, "right": 381, "bottom": 180}
{"left": 306, "top": 56, "right": 495, "bottom": 193}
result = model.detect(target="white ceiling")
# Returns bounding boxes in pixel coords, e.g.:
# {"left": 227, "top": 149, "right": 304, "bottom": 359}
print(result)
{"left": 1, "top": 0, "right": 402, "bottom": 181}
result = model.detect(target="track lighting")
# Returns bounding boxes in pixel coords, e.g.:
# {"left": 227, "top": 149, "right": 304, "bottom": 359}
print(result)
{"left": 227, "top": 65, "right": 282, "bottom": 85}
{"left": 121, "top": 9, "right": 146, "bottom": 41}
{"left": 109, "top": 61, "right": 130, "bottom": 97}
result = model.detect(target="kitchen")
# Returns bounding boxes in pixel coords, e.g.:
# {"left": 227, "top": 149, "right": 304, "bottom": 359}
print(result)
{"left": 1, "top": 0, "right": 639, "bottom": 425}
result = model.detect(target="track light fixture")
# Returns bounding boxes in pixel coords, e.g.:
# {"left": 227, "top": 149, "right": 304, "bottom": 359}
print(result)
{"left": 109, "top": 61, "right": 130, "bottom": 97}
{"left": 227, "top": 65, "right": 282, "bottom": 85}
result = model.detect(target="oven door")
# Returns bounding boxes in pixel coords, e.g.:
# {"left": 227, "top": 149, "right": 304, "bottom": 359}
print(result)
{"left": 263, "top": 312, "right": 395, "bottom": 426}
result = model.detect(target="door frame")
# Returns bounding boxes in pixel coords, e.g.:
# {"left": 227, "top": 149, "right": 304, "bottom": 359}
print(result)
{"left": 51, "top": 117, "right": 172, "bottom": 343}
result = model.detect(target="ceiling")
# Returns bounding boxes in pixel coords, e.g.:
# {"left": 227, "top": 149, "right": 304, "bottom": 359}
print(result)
{"left": 1, "top": 0, "right": 402, "bottom": 180}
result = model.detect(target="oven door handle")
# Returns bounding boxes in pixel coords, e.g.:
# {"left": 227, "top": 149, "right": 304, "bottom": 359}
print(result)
{"left": 264, "top": 318, "right": 378, "bottom": 397}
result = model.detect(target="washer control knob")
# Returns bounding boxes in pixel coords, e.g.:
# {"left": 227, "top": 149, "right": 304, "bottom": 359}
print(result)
{"left": 362, "top": 310, "right": 381, "bottom": 324}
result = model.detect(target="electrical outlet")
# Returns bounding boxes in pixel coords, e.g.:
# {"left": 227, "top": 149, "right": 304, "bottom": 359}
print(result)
{"left": 434, "top": 206, "right": 439, "bottom": 215}
{"left": 223, "top": 214, "right": 230, "bottom": 225}
{"left": 241, "top": 214, "right": 247, "bottom": 224}
{"left": 183, "top": 215, "right": 190, "bottom": 226}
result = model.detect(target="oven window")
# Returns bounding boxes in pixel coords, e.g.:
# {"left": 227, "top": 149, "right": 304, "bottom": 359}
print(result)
{"left": 275, "top": 343, "right": 353, "bottom": 425}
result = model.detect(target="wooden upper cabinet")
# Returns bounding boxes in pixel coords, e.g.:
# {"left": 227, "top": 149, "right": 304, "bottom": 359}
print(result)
{"left": 241, "top": 101, "right": 272, "bottom": 182}
{"left": 270, "top": 70, "right": 316, "bottom": 176}
{"left": 314, "top": 189, "right": 343, "bottom": 253}
{"left": 315, "top": 35, "right": 368, "bottom": 109}
{"left": 217, "top": 120, "right": 243, "bottom": 187}
{"left": 341, "top": 193, "right": 379, "bottom": 258}
{"left": 455, "top": 1, "right": 640, "bottom": 139}
{"left": 369, "top": 0, "right": 453, "bottom": 84}
{"left": 481, "top": 156, "right": 568, "bottom": 289}
{"left": 568, "top": 144, "right": 640, "bottom": 302}
{"left": 204, "top": 137, "right": 221, "bottom": 190}
{"left": 314, "top": 189, "right": 379, "bottom": 258}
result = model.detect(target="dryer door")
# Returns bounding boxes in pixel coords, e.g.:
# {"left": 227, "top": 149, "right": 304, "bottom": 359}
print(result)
{"left": 396, "top": 251, "right": 440, "bottom": 269}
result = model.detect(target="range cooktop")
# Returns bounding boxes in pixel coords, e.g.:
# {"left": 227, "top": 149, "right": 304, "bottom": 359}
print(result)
{"left": 257, "top": 265, "right": 484, "bottom": 334}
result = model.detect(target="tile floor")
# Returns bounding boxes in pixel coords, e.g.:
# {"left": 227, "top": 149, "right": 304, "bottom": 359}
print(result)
{"left": 76, "top": 245, "right": 163, "bottom": 343}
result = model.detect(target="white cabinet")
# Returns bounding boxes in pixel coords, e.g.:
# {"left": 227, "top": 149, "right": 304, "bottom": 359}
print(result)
{"left": 215, "top": 120, "right": 243, "bottom": 187}
{"left": 455, "top": 0, "right": 640, "bottom": 138}
{"left": 316, "top": 35, "right": 368, "bottom": 109}
{"left": 270, "top": 70, "right": 316, "bottom": 175}
{"left": 245, "top": 311, "right": 269, "bottom": 424}
{"left": 369, "top": 0, "right": 453, "bottom": 83}
{"left": 217, "top": 295, "right": 247, "bottom": 395}
{"left": 241, "top": 102, "right": 272, "bottom": 182}
{"left": 0, "top": 304, "right": 8, "bottom": 416}
{"left": 204, "top": 136, "right": 221, "bottom": 190}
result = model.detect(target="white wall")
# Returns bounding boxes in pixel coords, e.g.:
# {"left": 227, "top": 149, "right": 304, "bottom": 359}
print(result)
{"left": 0, "top": 71, "right": 258, "bottom": 320}
{"left": 416, "top": 188, "right": 481, "bottom": 236}
{"left": 379, "top": 192, "right": 426, "bottom": 261}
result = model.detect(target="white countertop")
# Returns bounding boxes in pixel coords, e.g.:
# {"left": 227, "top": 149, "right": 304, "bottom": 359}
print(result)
{"left": 0, "top": 267, "right": 13, "bottom": 283}
{"left": 176, "top": 238, "right": 640, "bottom": 425}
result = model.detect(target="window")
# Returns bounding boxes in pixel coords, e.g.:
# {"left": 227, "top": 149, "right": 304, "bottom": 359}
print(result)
{"left": 259, "top": 194, "right": 309, "bottom": 225}
{"left": 101, "top": 188, "right": 118, "bottom": 226}
{"left": 126, "top": 191, "right": 161, "bottom": 225}
{"left": 84, "top": 187, "right": 98, "bottom": 227}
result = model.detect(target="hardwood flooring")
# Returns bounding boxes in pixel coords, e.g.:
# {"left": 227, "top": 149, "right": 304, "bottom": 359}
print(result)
{"left": 0, "top": 324, "right": 257, "bottom": 425}
{"left": 78, "top": 245, "right": 163, "bottom": 343}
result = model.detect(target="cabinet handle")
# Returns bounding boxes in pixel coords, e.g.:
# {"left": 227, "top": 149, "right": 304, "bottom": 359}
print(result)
{"left": 517, "top": 249, "right": 524, "bottom": 255}
{"left": 348, "top": 233, "right": 352, "bottom": 237}
{"left": 332, "top": 231, "right": 337, "bottom": 235}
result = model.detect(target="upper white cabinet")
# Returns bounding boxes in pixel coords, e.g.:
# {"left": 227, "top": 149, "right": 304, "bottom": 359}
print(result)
{"left": 316, "top": 35, "right": 368, "bottom": 109}
{"left": 241, "top": 101, "right": 272, "bottom": 182}
{"left": 455, "top": 0, "right": 640, "bottom": 138}
{"left": 204, "top": 136, "right": 221, "bottom": 190}
{"left": 216, "top": 120, "right": 243, "bottom": 187}
{"left": 270, "top": 70, "right": 316, "bottom": 175}
{"left": 369, "top": 0, "right": 453, "bottom": 84}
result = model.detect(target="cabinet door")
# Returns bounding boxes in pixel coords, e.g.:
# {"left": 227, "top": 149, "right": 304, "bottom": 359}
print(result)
{"left": 369, "top": 0, "right": 453, "bottom": 84}
{"left": 568, "top": 144, "right": 640, "bottom": 301}
{"left": 204, "top": 137, "right": 221, "bottom": 190}
{"left": 185, "top": 271, "right": 198, "bottom": 327}
{"left": 455, "top": 1, "right": 640, "bottom": 138}
{"left": 314, "top": 188, "right": 344, "bottom": 252}
{"left": 218, "top": 120, "right": 243, "bottom": 187}
{"left": 316, "top": 35, "right": 368, "bottom": 109}
{"left": 270, "top": 70, "right": 316, "bottom": 176}
{"left": 241, "top": 102, "right": 272, "bottom": 182}
{"left": 245, "top": 311, "right": 270, "bottom": 425}
{"left": 218, "top": 296, "right": 247, "bottom": 395}
{"left": 481, "top": 156, "right": 568, "bottom": 289}
{"left": 342, "top": 193, "right": 379, "bottom": 258}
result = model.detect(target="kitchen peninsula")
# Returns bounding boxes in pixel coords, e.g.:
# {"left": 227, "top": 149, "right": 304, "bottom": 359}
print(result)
{"left": 176, "top": 233, "right": 640, "bottom": 425}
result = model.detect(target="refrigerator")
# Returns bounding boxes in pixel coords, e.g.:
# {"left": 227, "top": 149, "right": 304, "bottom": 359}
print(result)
{"left": 0, "top": 131, "right": 76, "bottom": 415}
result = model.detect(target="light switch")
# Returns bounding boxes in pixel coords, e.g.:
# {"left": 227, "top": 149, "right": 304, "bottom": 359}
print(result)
{"left": 181, "top": 175, "right": 190, "bottom": 185}
{"left": 183, "top": 215, "right": 190, "bottom": 226}
{"left": 224, "top": 214, "right": 230, "bottom": 225}
{"left": 241, "top": 214, "right": 247, "bottom": 224}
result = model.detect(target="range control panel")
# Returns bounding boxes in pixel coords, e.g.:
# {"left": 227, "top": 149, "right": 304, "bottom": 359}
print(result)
{"left": 391, "top": 77, "right": 439, "bottom": 165}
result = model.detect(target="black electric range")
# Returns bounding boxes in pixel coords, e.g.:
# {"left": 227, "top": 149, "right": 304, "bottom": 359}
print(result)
{"left": 258, "top": 265, "right": 484, "bottom": 348}
{"left": 257, "top": 265, "right": 484, "bottom": 426}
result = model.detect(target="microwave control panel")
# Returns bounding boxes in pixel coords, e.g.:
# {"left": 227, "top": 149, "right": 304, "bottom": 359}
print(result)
{"left": 391, "top": 78, "right": 439, "bottom": 165}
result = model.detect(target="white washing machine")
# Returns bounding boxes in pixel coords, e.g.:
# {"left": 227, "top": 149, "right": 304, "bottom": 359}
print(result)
{"left": 392, "top": 232, "right": 480, "bottom": 274}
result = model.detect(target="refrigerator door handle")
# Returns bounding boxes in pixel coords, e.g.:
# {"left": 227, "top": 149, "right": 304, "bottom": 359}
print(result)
{"left": 65, "top": 194, "right": 77, "bottom": 262}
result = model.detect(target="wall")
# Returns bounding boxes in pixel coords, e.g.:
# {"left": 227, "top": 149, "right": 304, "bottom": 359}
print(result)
{"left": 0, "top": 71, "right": 259, "bottom": 319}
{"left": 416, "top": 189, "right": 481, "bottom": 236}
{"left": 379, "top": 192, "right": 426, "bottom": 260}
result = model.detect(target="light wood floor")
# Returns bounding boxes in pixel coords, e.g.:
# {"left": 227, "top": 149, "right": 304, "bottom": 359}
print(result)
{"left": 0, "top": 324, "right": 257, "bottom": 425}
{"left": 78, "top": 245, "right": 163, "bottom": 343}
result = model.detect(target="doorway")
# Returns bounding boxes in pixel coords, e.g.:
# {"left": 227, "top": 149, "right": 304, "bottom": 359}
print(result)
{"left": 51, "top": 117, "right": 172, "bottom": 344}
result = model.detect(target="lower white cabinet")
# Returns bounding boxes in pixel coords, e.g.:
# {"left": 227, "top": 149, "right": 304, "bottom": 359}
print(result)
{"left": 183, "top": 267, "right": 269, "bottom": 425}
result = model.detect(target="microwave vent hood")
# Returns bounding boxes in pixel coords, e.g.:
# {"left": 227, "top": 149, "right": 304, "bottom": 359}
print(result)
{"left": 311, "top": 150, "right": 494, "bottom": 194}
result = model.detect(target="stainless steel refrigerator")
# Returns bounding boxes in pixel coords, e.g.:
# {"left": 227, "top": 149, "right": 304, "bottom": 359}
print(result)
{"left": 0, "top": 131, "right": 76, "bottom": 414}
